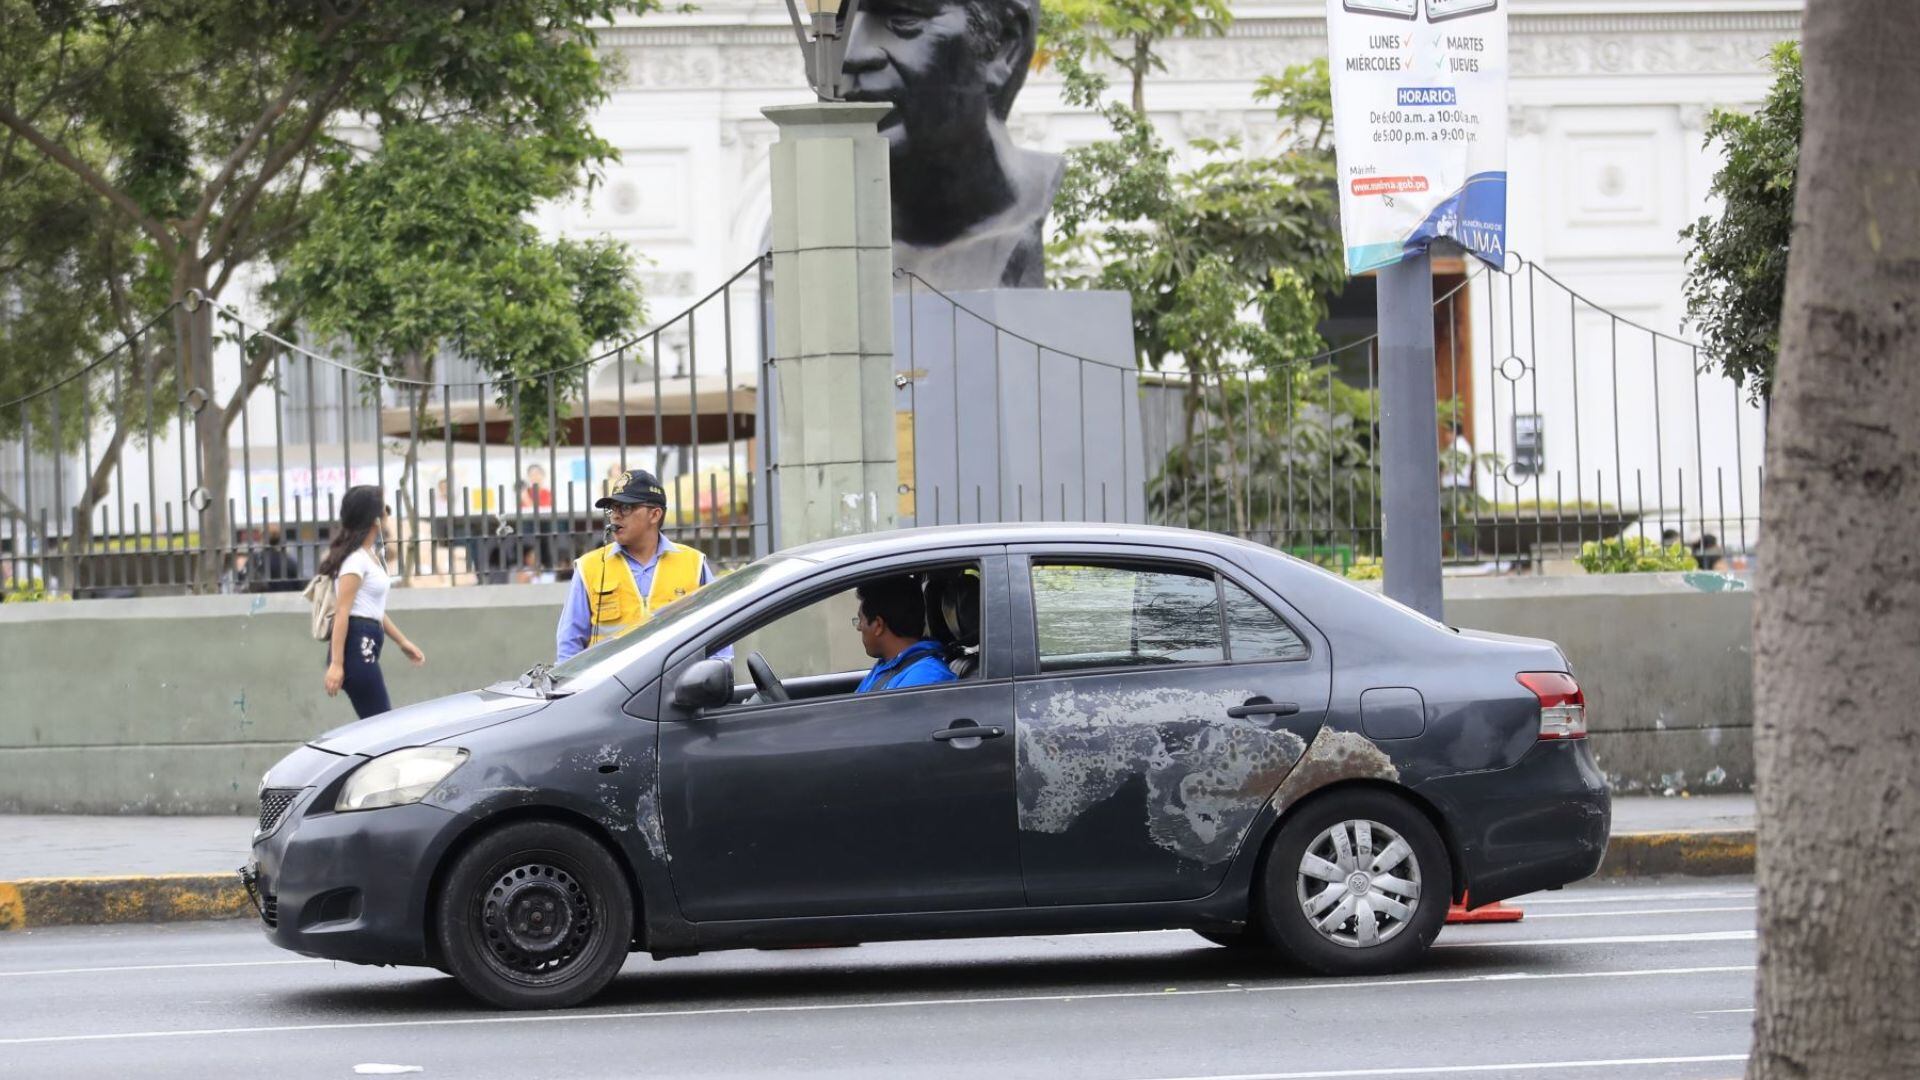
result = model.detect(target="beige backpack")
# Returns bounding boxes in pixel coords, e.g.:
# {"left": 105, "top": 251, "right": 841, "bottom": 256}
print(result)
{"left": 302, "top": 573, "right": 336, "bottom": 642}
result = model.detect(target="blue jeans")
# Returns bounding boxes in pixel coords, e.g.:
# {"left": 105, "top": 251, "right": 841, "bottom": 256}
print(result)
{"left": 328, "top": 616, "right": 392, "bottom": 719}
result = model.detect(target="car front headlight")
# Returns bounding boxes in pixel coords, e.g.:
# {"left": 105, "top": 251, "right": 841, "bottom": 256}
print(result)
{"left": 336, "top": 746, "right": 469, "bottom": 812}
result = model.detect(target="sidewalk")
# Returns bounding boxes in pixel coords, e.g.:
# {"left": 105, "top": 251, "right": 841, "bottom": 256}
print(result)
{"left": 0, "top": 795, "right": 1755, "bottom": 930}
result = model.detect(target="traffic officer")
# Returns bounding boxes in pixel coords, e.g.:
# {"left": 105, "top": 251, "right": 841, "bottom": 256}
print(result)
{"left": 555, "top": 468, "right": 715, "bottom": 662}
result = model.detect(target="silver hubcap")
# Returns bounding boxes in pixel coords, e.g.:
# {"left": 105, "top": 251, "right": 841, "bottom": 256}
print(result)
{"left": 1295, "top": 819, "right": 1422, "bottom": 949}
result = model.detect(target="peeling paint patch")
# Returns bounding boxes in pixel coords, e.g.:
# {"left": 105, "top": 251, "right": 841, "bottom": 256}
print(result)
{"left": 1683, "top": 572, "right": 1749, "bottom": 593}
{"left": 1266, "top": 728, "right": 1401, "bottom": 819}
{"left": 633, "top": 745, "right": 668, "bottom": 861}
{"left": 1017, "top": 685, "right": 1308, "bottom": 865}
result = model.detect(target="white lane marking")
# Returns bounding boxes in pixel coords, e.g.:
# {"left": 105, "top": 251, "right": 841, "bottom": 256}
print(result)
{"left": 0, "top": 964, "right": 1754, "bottom": 1047}
{"left": 1436, "top": 930, "right": 1754, "bottom": 949}
{"left": 0, "top": 959, "right": 326, "bottom": 978}
{"left": 1133, "top": 1054, "right": 1749, "bottom": 1079}
{"left": 353, "top": 1067, "right": 424, "bottom": 1076}
{"left": 1513, "top": 891, "right": 1753, "bottom": 906}
{"left": 1696, "top": 1008, "right": 1755, "bottom": 1015}
{"left": 1523, "top": 906, "right": 1756, "bottom": 920}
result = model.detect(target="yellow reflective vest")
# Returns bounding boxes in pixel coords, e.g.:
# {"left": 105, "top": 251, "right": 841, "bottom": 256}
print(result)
{"left": 575, "top": 542, "right": 707, "bottom": 649}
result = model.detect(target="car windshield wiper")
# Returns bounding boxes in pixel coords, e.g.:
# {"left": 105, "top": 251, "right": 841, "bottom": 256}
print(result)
{"left": 515, "top": 663, "right": 568, "bottom": 698}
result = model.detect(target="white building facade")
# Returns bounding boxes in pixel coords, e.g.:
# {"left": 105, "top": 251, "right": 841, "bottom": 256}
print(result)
{"left": 3, "top": 0, "right": 1801, "bottom": 585}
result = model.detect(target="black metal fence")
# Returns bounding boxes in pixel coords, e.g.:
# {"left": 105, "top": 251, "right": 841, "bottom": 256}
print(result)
{"left": 1128, "top": 253, "right": 1758, "bottom": 576}
{"left": 893, "top": 254, "right": 1765, "bottom": 579}
{"left": 1, "top": 259, "right": 770, "bottom": 598}
{"left": 3, "top": 252, "right": 1762, "bottom": 599}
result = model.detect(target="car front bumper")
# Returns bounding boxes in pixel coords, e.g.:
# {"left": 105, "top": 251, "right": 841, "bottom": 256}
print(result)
{"left": 248, "top": 791, "right": 464, "bottom": 967}
{"left": 1419, "top": 738, "right": 1612, "bottom": 907}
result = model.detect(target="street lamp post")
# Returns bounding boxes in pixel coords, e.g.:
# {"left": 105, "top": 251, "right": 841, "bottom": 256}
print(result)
{"left": 783, "top": 0, "right": 864, "bottom": 102}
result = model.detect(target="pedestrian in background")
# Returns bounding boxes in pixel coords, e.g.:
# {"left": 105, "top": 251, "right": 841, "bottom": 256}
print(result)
{"left": 249, "top": 525, "right": 305, "bottom": 593}
{"left": 320, "top": 486, "right": 425, "bottom": 718}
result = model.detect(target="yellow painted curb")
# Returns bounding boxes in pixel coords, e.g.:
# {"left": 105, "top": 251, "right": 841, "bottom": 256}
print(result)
{"left": 0, "top": 874, "right": 252, "bottom": 930}
{"left": 1599, "top": 829, "right": 1755, "bottom": 878}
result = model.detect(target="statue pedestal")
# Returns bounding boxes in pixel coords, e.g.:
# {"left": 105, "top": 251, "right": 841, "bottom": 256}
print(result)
{"left": 892, "top": 288, "right": 1145, "bottom": 527}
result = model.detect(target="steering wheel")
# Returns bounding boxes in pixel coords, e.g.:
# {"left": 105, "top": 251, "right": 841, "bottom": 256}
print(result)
{"left": 746, "top": 650, "right": 790, "bottom": 704}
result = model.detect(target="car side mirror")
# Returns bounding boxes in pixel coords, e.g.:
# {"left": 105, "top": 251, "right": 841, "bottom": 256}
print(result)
{"left": 672, "top": 658, "right": 735, "bottom": 711}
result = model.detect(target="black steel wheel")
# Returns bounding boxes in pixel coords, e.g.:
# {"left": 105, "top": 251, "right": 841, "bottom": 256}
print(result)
{"left": 1258, "top": 788, "right": 1451, "bottom": 977}
{"left": 436, "top": 821, "right": 634, "bottom": 1009}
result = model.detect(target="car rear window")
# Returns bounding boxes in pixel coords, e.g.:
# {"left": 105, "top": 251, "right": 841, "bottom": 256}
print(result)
{"left": 1031, "top": 562, "right": 1224, "bottom": 672}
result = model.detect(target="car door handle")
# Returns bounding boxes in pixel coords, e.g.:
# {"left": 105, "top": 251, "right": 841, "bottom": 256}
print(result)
{"left": 932, "top": 723, "right": 1005, "bottom": 742}
{"left": 1226, "top": 701, "right": 1301, "bottom": 719}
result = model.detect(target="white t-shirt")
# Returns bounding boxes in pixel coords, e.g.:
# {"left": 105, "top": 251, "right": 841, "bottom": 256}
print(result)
{"left": 337, "top": 547, "right": 391, "bottom": 622}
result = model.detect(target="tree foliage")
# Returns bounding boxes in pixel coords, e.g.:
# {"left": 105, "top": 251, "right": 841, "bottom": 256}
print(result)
{"left": 279, "top": 121, "right": 644, "bottom": 444}
{"left": 1039, "top": 5, "right": 1372, "bottom": 546}
{"left": 0, "top": 0, "right": 647, "bottom": 583}
{"left": 1036, "top": 0, "right": 1231, "bottom": 113}
{"left": 1680, "top": 41, "right": 1800, "bottom": 402}
{"left": 1039, "top": 16, "right": 1345, "bottom": 380}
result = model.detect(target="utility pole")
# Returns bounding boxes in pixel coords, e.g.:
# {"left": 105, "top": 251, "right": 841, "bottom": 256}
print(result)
{"left": 1377, "top": 251, "right": 1444, "bottom": 621}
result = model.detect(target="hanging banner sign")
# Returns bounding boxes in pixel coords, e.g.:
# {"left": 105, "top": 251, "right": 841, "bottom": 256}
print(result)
{"left": 1326, "top": 0, "right": 1509, "bottom": 275}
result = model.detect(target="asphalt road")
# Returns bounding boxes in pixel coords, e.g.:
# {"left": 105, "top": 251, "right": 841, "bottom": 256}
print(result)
{"left": 0, "top": 878, "right": 1757, "bottom": 1080}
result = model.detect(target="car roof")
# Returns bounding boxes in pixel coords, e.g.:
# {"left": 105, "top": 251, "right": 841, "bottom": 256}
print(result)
{"left": 777, "top": 522, "right": 1270, "bottom": 564}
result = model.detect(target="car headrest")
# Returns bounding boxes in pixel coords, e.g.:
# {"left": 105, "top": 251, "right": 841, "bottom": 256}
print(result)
{"left": 923, "top": 576, "right": 956, "bottom": 645}
{"left": 942, "top": 573, "right": 980, "bottom": 647}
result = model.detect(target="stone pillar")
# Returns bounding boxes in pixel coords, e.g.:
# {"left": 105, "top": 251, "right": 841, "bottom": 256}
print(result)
{"left": 763, "top": 102, "right": 900, "bottom": 548}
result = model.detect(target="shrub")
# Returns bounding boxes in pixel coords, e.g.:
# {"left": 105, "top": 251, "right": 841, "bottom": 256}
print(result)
{"left": 1576, "top": 537, "right": 1699, "bottom": 574}
{"left": 2, "top": 579, "right": 59, "bottom": 603}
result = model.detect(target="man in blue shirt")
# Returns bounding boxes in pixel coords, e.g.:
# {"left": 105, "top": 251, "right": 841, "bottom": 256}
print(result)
{"left": 853, "top": 576, "right": 959, "bottom": 693}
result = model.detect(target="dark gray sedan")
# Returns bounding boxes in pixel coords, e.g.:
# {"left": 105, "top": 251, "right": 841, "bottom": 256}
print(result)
{"left": 246, "top": 524, "right": 1608, "bottom": 1009}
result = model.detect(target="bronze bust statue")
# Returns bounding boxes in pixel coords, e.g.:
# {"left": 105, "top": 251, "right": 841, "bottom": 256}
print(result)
{"left": 842, "top": 0, "right": 1063, "bottom": 290}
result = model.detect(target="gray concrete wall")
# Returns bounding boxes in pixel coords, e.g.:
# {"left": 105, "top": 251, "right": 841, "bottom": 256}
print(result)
{"left": 1402, "top": 570, "right": 1754, "bottom": 796}
{"left": 0, "top": 570, "right": 1755, "bottom": 813}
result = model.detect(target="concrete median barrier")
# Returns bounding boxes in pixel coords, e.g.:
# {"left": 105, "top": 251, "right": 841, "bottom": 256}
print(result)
{"left": 1598, "top": 829, "right": 1757, "bottom": 879}
{"left": 0, "top": 873, "right": 252, "bottom": 930}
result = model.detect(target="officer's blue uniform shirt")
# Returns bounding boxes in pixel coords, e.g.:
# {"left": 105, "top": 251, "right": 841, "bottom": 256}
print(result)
{"left": 555, "top": 537, "right": 716, "bottom": 662}
{"left": 855, "top": 639, "right": 958, "bottom": 693}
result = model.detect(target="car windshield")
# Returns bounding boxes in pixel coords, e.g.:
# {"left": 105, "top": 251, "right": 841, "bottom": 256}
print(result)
{"left": 546, "top": 557, "right": 804, "bottom": 687}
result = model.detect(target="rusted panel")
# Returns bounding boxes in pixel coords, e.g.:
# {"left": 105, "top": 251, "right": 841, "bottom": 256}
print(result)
{"left": 1266, "top": 728, "right": 1403, "bottom": 820}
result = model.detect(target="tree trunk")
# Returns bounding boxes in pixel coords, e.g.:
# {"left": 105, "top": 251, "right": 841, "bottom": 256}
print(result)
{"left": 179, "top": 287, "right": 234, "bottom": 594}
{"left": 396, "top": 350, "right": 436, "bottom": 579}
{"left": 1131, "top": 36, "right": 1149, "bottom": 115}
{"left": 1750, "top": 3, "right": 1920, "bottom": 1078}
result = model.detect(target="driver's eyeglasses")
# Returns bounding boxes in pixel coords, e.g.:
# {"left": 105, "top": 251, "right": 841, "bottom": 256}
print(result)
{"left": 850, "top": 614, "right": 868, "bottom": 629}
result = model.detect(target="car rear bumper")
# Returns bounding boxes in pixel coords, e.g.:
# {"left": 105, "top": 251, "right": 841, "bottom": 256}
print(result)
{"left": 248, "top": 794, "right": 462, "bottom": 967}
{"left": 1418, "top": 738, "right": 1611, "bottom": 907}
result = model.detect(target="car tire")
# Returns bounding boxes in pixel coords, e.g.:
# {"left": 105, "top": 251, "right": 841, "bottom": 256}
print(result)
{"left": 1257, "top": 788, "right": 1451, "bottom": 977}
{"left": 435, "top": 821, "right": 635, "bottom": 1010}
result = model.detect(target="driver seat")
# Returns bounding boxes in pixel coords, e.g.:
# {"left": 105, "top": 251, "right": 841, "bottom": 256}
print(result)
{"left": 933, "top": 574, "right": 981, "bottom": 678}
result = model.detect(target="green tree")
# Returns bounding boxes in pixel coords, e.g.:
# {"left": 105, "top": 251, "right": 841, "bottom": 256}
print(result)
{"left": 1038, "top": 0, "right": 1231, "bottom": 114}
{"left": 0, "top": 0, "right": 645, "bottom": 588}
{"left": 1039, "top": 7, "right": 1350, "bottom": 541}
{"left": 1679, "top": 41, "right": 1800, "bottom": 403}
{"left": 278, "top": 122, "right": 644, "bottom": 559}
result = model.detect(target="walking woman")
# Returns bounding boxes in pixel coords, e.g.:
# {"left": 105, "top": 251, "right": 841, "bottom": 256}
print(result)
{"left": 321, "top": 486, "right": 425, "bottom": 717}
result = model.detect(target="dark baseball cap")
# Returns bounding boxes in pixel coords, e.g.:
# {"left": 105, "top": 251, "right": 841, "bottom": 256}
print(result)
{"left": 596, "top": 468, "right": 668, "bottom": 509}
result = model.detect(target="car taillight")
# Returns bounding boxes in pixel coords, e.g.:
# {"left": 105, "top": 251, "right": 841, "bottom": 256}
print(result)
{"left": 1517, "top": 671, "right": 1587, "bottom": 740}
